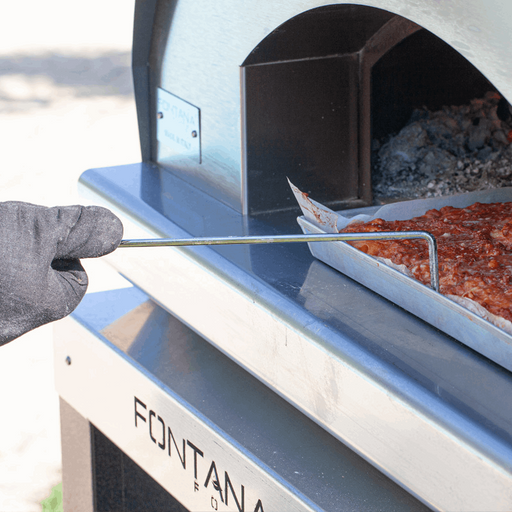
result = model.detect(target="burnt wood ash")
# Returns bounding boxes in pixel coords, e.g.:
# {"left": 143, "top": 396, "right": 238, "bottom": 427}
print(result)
{"left": 372, "top": 91, "right": 512, "bottom": 202}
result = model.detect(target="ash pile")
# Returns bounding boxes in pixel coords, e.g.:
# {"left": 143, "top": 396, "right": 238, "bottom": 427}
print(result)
{"left": 372, "top": 91, "right": 512, "bottom": 202}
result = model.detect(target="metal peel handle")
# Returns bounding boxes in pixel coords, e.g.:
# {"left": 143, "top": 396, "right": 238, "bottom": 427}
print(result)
{"left": 119, "top": 231, "right": 439, "bottom": 292}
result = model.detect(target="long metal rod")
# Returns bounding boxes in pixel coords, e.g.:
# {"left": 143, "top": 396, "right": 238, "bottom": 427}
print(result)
{"left": 119, "top": 231, "right": 439, "bottom": 291}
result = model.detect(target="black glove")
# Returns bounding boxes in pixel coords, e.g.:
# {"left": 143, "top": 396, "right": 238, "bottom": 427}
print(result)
{"left": 0, "top": 202, "right": 123, "bottom": 345}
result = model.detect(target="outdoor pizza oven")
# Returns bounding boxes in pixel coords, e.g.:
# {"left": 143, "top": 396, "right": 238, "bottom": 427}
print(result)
{"left": 55, "top": 2, "right": 512, "bottom": 511}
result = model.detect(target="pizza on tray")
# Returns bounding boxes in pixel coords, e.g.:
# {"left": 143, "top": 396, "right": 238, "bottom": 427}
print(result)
{"left": 340, "top": 201, "right": 512, "bottom": 333}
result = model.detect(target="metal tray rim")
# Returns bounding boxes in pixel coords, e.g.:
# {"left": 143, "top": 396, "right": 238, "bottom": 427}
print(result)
{"left": 297, "top": 216, "right": 512, "bottom": 373}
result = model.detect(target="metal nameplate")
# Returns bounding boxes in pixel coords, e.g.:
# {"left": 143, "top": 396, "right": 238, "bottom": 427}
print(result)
{"left": 54, "top": 316, "right": 316, "bottom": 512}
{"left": 157, "top": 88, "right": 201, "bottom": 163}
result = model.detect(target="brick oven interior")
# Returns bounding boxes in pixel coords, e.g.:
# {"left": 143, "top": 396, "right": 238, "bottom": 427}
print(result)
{"left": 372, "top": 29, "right": 512, "bottom": 203}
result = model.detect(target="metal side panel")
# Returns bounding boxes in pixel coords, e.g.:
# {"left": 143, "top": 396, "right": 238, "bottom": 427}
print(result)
{"left": 54, "top": 287, "right": 428, "bottom": 512}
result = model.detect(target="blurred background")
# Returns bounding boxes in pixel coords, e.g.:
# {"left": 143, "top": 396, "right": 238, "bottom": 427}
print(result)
{"left": 0, "top": 1, "right": 139, "bottom": 509}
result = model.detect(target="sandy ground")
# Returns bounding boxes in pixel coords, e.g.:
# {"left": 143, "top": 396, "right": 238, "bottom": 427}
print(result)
{"left": 0, "top": 1, "right": 140, "bottom": 509}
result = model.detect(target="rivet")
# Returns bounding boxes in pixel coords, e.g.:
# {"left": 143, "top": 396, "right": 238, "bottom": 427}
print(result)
{"left": 191, "top": 130, "right": 198, "bottom": 138}
{"left": 157, "top": 112, "right": 164, "bottom": 119}
{"left": 65, "top": 356, "right": 72, "bottom": 365}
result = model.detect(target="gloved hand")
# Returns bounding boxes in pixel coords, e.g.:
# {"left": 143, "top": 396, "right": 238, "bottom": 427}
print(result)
{"left": 0, "top": 202, "right": 123, "bottom": 345}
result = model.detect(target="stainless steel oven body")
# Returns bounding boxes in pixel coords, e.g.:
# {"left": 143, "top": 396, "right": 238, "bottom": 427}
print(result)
{"left": 56, "top": 2, "right": 512, "bottom": 511}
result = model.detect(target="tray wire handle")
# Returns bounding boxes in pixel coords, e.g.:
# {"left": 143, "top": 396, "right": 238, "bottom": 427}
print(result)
{"left": 119, "top": 231, "right": 439, "bottom": 292}
{"left": 331, "top": 230, "right": 439, "bottom": 292}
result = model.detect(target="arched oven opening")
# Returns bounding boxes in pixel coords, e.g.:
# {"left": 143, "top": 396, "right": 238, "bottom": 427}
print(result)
{"left": 242, "top": 4, "right": 506, "bottom": 215}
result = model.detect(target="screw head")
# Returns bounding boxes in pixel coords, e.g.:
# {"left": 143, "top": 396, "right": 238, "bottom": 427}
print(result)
{"left": 65, "top": 356, "right": 72, "bottom": 366}
{"left": 191, "top": 130, "right": 198, "bottom": 138}
{"left": 157, "top": 112, "right": 164, "bottom": 119}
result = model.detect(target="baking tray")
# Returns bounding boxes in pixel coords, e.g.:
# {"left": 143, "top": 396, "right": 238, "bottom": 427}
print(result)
{"left": 292, "top": 183, "right": 512, "bottom": 373}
